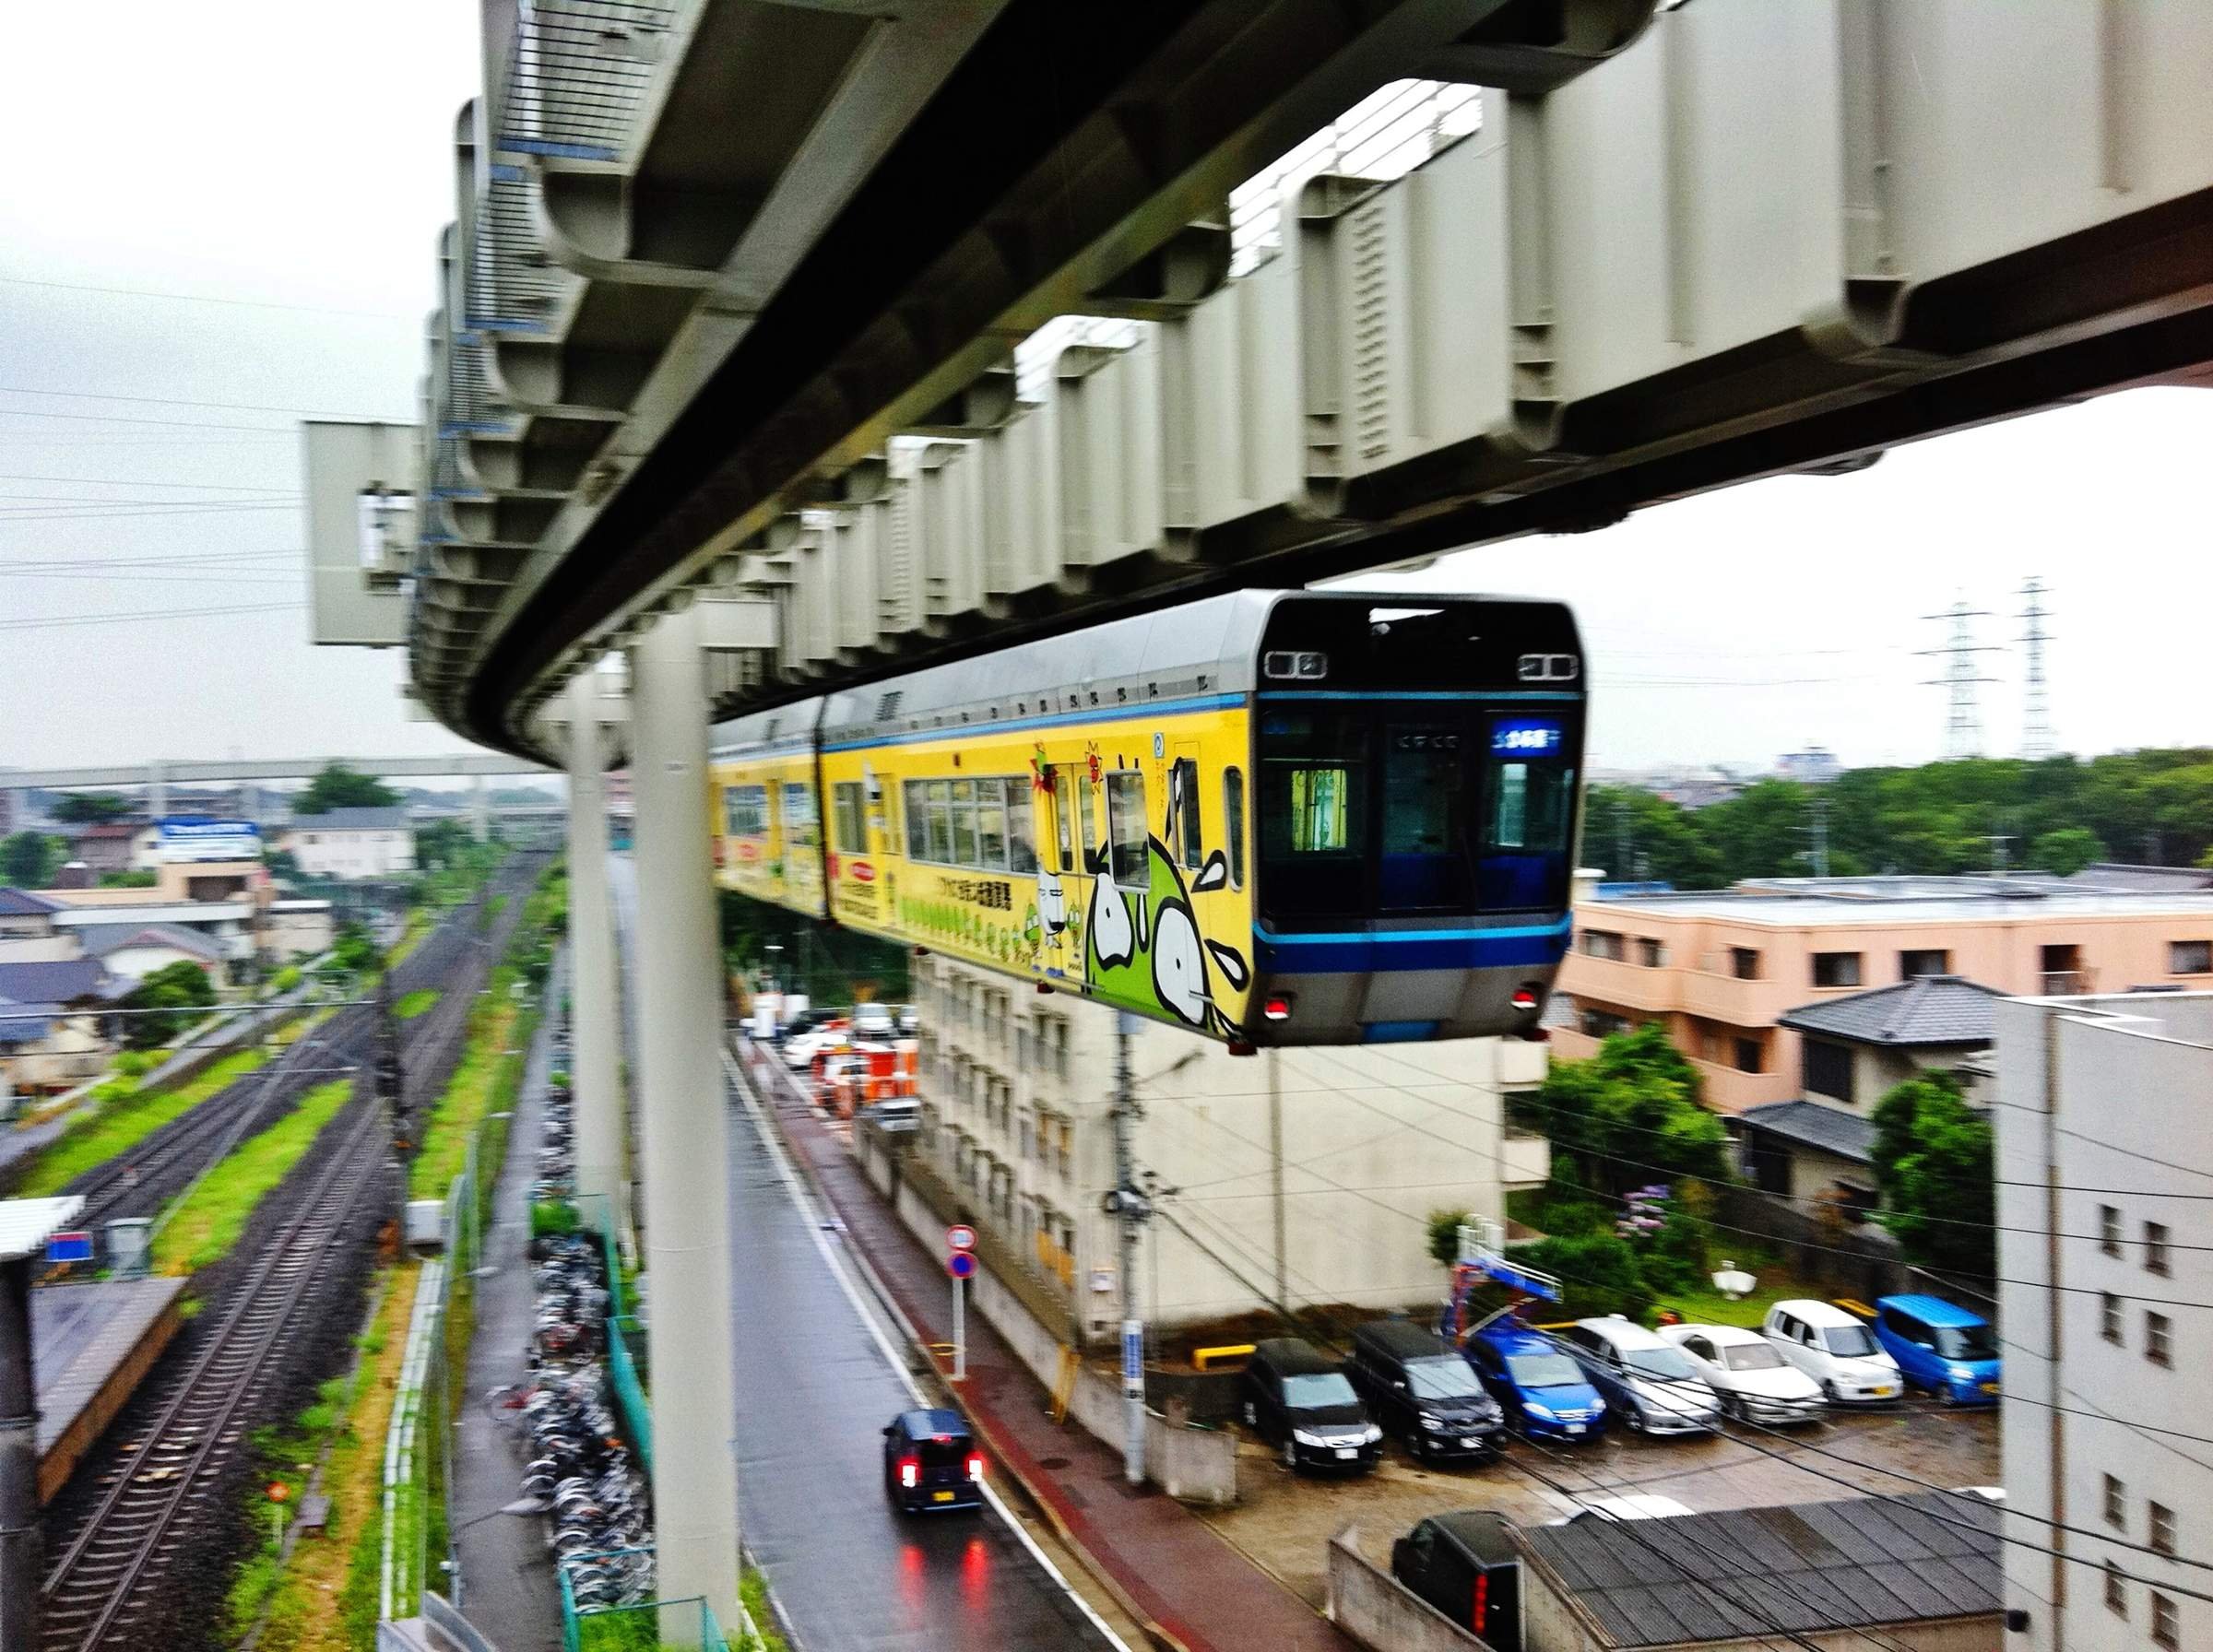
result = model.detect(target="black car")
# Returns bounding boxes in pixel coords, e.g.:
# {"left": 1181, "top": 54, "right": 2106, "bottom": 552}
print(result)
{"left": 1239, "top": 1338, "right": 1381, "bottom": 1473}
{"left": 1346, "top": 1319, "right": 1507, "bottom": 1463}
{"left": 882, "top": 1408, "right": 985, "bottom": 1514}
{"left": 1392, "top": 1510, "right": 1523, "bottom": 1651}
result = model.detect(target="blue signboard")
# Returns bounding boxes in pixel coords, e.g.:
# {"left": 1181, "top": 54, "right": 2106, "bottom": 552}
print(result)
{"left": 946, "top": 1251, "right": 976, "bottom": 1280}
{"left": 1490, "top": 718, "right": 1565, "bottom": 756}
{"left": 1121, "top": 1322, "right": 1144, "bottom": 1387}
{"left": 46, "top": 1232, "right": 93, "bottom": 1264}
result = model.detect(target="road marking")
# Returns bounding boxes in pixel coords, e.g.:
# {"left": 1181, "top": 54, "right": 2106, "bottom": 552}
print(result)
{"left": 722, "top": 1045, "right": 1130, "bottom": 1652}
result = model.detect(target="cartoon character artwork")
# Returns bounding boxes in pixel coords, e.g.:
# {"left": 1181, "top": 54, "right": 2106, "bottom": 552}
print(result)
{"left": 1081, "top": 758, "right": 1251, "bottom": 1039}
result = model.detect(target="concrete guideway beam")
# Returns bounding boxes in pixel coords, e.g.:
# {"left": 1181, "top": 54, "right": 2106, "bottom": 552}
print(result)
{"left": 559, "top": 674, "right": 628, "bottom": 1235}
{"left": 625, "top": 608, "right": 741, "bottom": 1635}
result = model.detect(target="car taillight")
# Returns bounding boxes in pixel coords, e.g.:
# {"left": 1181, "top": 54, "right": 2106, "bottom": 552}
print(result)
{"left": 898, "top": 1457, "right": 919, "bottom": 1489}
{"left": 1263, "top": 996, "right": 1293, "bottom": 1022}
{"left": 966, "top": 1453, "right": 985, "bottom": 1482}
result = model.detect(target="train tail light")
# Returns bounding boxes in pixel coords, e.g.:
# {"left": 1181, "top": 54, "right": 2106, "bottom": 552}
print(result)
{"left": 1263, "top": 995, "right": 1294, "bottom": 1022}
{"left": 1510, "top": 985, "right": 1541, "bottom": 1013}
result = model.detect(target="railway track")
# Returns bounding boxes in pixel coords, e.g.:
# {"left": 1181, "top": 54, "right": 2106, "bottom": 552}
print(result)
{"left": 35, "top": 855, "right": 550, "bottom": 1650}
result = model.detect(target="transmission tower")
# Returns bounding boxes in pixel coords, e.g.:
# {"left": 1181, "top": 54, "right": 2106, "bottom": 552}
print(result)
{"left": 1919, "top": 597, "right": 2000, "bottom": 761}
{"left": 2018, "top": 577, "right": 2057, "bottom": 759}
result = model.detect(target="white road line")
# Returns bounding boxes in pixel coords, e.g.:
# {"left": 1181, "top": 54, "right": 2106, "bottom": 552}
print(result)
{"left": 722, "top": 1044, "right": 1130, "bottom": 1652}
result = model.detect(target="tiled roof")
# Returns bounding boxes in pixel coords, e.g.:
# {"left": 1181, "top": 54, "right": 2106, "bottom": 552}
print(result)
{"left": 1778, "top": 976, "right": 2002, "bottom": 1046}
{"left": 77, "top": 923, "right": 225, "bottom": 962}
{"left": 0, "top": 888, "right": 62, "bottom": 916}
{"left": 1520, "top": 1490, "right": 2001, "bottom": 1649}
{"left": 2065, "top": 862, "right": 2213, "bottom": 892}
{"left": 287, "top": 807, "right": 410, "bottom": 832}
{"left": 1738, "top": 1100, "right": 1877, "bottom": 1164}
{"left": 0, "top": 959, "right": 124, "bottom": 1006}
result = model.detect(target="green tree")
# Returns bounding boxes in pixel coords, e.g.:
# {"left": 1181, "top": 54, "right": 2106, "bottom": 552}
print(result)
{"left": 121, "top": 960, "right": 216, "bottom": 1049}
{"left": 1506, "top": 1233, "right": 1652, "bottom": 1320}
{"left": 1426, "top": 1209, "right": 1472, "bottom": 1269}
{"left": 329, "top": 921, "right": 383, "bottom": 978}
{"left": 97, "top": 870, "right": 158, "bottom": 889}
{"left": 294, "top": 763, "right": 401, "bottom": 815}
{"left": 52, "top": 792, "right": 133, "bottom": 825}
{"left": 0, "top": 832, "right": 64, "bottom": 888}
{"left": 1870, "top": 1073, "right": 1995, "bottom": 1277}
{"left": 1514, "top": 1022, "right": 1733, "bottom": 1198}
{"left": 2028, "top": 826, "right": 2106, "bottom": 877}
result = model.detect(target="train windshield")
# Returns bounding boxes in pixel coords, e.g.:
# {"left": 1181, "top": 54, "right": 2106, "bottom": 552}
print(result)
{"left": 1259, "top": 706, "right": 1576, "bottom": 922}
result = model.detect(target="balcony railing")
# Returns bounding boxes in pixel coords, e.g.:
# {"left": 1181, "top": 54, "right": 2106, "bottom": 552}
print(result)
{"left": 2041, "top": 970, "right": 2092, "bottom": 996}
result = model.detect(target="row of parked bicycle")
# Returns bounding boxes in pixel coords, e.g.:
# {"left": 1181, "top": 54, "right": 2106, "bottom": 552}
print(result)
{"left": 1239, "top": 1292, "right": 2000, "bottom": 1474}
{"left": 492, "top": 1035, "right": 656, "bottom": 1611}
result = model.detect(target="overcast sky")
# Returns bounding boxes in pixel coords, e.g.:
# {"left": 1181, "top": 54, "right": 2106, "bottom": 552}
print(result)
{"left": 4, "top": 6, "right": 2208, "bottom": 779}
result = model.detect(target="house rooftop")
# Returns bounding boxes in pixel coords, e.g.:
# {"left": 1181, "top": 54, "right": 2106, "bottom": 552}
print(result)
{"left": 0, "top": 958, "right": 131, "bottom": 1006}
{"left": 1581, "top": 876, "right": 2213, "bottom": 928}
{"left": 1518, "top": 1489, "right": 2001, "bottom": 1649}
{"left": 1779, "top": 975, "right": 2005, "bottom": 1047}
{"left": 0, "top": 888, "right": 63, "bottom": 917}
{"left": 77, "top": 923, "right": 227, "bottom": 963}
{"left": 1737, "top": 1100, "right": 1878, "bottom": 1164}
{"left": 287, "top": 807, "right": 410, "bottom": 832}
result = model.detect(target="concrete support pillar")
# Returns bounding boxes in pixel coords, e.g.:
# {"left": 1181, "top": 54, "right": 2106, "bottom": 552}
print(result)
{"left": 563, "top": 675, "right": 626, "bottom": 1234}
{"left": 468, "top": 774, "right": 491, "bottom": 844}
{"left": 627, "top": 608, "right": 740, "bottom": 1635}
{"left": 147, "top": 762, "right": 167, "bottom": 822}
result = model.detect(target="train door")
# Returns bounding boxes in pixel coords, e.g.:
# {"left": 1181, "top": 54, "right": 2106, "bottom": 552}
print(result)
{"left": 1169, "top": 743, "right": 1204, "bottom": 876}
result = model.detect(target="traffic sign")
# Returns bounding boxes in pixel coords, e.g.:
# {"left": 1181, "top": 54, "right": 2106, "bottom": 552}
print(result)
{"left": 946, "top": 1224, "right": 976, "bottom": 1253}
{"left": 946, "top": 1252, "right": 976, "bottom": 1280}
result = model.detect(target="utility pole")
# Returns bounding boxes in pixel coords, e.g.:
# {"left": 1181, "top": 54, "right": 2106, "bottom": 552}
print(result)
{"left": 2018, "top": 577, "right": 2057, "bottom": 760}
{"left": 1106, "top": 1012, "right": 1149, "bottom": 1487}
{"left": 375, "top": 976, "right": 408, "bottom": 1230}
{"left": 1918, "top": 597, "right": 2000, "bottom": 761}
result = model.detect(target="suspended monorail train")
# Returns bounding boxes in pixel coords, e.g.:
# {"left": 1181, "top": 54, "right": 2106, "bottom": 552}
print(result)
{"left": 708, "top": 591, "right": 1585, "bottom": 1047}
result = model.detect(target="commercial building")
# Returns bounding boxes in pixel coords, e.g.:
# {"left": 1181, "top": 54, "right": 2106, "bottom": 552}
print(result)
{"left": 281, "top": 807, "right": 416, "bottom": 879}
{"left": 1995, "top": 990, "right": 2213, "bottom": 1652}
{"left": 899, "top": 952, "right": 1547, "bottom": 1343}
{"left": 1555, "top": 877, "right": 2213, "bottom": 1115}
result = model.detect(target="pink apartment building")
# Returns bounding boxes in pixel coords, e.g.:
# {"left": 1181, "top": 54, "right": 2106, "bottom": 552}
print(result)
{"left": 1552, "top": 873, "right": 2213, "bottom": 1115}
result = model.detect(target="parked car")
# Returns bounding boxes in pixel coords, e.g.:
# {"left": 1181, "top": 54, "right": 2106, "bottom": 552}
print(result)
{"left": 1392, "top": 1511, "right": 1522, "bottom": 1645}
{"left": 1556, "top": 1317, "right": 1722, "bottom": 1436}
{"left": 882, "top": 1409, "right": 985, "bottom": 1514}
{"left": 1346, "top": 1319, "right": 1507, "bottom": 1464}
{"left": 1548, "top": 1493, "right": 1694, "bottom": 1526}
{"left": 1872, "top": 1294, "right": 2001, "bottom": 1405}
{"left": 1465, "top": 1320, "right": 1606, "bottom": 1442}
{"left": 774, "top": 1005, "right": 835, "bottom": 1043}
{"left": 1240, "top": 1338, "right": 1382, "bottom": 1472}
{"left": 852, "top": 1001, "right": 897, "bottom": 1039}
{"left": 1658, "top": 1324, "right": 1827, "bottom": 1424}
{"left": 864, "top": 1096, "right": 920, "bottom": 1134}
{"left": 781, "top": 1025, "right": 848, "bottom": 1069}
{"left": 1760, "top": 1300, "right": 1901, "bottom": 1404}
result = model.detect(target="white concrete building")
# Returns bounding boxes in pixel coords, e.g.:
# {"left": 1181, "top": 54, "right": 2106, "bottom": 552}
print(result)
{"left": 282, "top": 807, "right": 416, "bottom": 879}
{"left": 1996, "top": 990, "right": 2213, "bottom": 1652}
{"left": 907, "top": 952, "right": 1547, "bottom": 1343}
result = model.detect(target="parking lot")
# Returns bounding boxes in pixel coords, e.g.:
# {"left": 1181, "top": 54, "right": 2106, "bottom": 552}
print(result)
{"left": 1195, "top": 1403, "right": 2001, "bottom": 1611}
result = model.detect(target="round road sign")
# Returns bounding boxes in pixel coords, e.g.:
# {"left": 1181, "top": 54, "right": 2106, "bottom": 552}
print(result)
{"left": 946, "top": 1224, "right": 976, "bottom": 1252}
{"left": 947, "top": 1252, "right": 977, "bottom": 1280}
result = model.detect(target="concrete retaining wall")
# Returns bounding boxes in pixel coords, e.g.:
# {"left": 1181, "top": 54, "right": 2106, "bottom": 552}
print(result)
{"left": 1327, "top": 1525, "right": 1493, "bottom": 1652}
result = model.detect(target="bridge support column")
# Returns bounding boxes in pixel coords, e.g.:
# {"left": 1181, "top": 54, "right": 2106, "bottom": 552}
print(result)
{"left": 627, "top": 607, "right": 740, "bottom": 1638}
{"left": 562, "top": 675, "right": 628, "bottom": 1242}
{"left": 146, "top": 761, "right": 166, "bottom": 821}
{"left": 468, "top": 775, "right": 491, "bottom": 844}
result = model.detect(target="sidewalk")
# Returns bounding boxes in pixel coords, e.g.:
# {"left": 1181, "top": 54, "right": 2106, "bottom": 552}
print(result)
{"left": 448, "top": 943, "right": 566, "bottom": 1652}
{"left": 738, "top": 1041, "right": 1342, "bottom": 1652}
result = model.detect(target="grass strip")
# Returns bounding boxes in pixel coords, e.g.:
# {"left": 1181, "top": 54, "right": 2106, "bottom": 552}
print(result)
{"left": 408, "top": 969, "right": 530, "bottom": 1199}
{"left": 394, "top": 989, "right": 439, "bottom": 1020}
{"left": 385, "top": 908, "right": 434, "bottom": 967}
{"left": 153, "top": 1078, "right": 353, "bottom": 1275}
{"left": 15, "top": 1047, "right": 268, "bottom": 1196}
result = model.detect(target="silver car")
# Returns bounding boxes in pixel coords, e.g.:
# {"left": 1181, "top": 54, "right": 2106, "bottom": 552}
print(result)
{"left": 1557, "top": 1318, "right": 1722, "bottom": 1436}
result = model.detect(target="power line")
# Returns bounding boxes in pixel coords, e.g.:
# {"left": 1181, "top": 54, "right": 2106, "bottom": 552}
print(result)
{"left": 0, "top": 271, "right": 414, "bottom": 322}
{"left": 1918, "top": 596, "right": 2000, "bottom": 760}
{"left": 0, "top": 407, "right": 300, "bottom": 433}
{"left": 0, "top": 471, "right": 289, "bottom": 493}
{"left": 0, "top": 600, "right": 303, "bottom": 631}
{"left": 0, "top": 502, "right": 301, "bottom": 526}
{"left": 0, "top": 384, "right": 396, "bottom": 419}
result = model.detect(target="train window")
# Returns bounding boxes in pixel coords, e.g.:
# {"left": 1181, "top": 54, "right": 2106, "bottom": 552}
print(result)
{"left": 1259, "top": 710, "right": 1367, "bottom": 920}
{"left": 1485, "top": 763, "right": 1571, "bottom": 853}
{"left": 764, "top": 783, "right": 782, "bottom": 838}
{"left": 904, "top": 781, "right": 929, "bottom": 860}
{"left": 723, "top": 785, "right": 767, "bottom": 838}
{"left": 1054, "top": 770, "right": 1076, "bottom": 871}
{"left": 782, "top": 783, "right": 817, "bottom": 848}
{"left": 926, "top": 781, "right": 953, "bottom": 864}
{"left": 1106, "top": 772, "right": 1148, "bottom": 888}
{"left": 1078, "top": 774, "right": 1099, "bottom": 865}
{"left": 951, "top": 780, "right": 979, "bottom": 866}
{"left": 1172, "top": 758, "right": 1202, "bottom": 869}
{"left": 1380, "top": 726, "right": 1470, "bottom": 910}
{"left": 976, "top": 779, "right": 1008, "bottom": 870}
{"left": 833, "top": 782, "right": 866, "bottom": 855}
{"left": 1223, "top": 767, "right": 1245, "bottom": 889}
{"left": 1008, "top": 780, "right": 1039, "bottom": 875}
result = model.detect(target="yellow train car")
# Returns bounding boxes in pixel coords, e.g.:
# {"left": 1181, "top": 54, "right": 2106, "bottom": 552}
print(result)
{"left": 708, "top": 590, "right": 1587, "bottom": 1048}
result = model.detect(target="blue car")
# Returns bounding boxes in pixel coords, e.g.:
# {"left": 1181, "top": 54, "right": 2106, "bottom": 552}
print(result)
{"left": 1872, "top": 1295, "right": 2000, "bottom": 1406}
{"left": 1465, "top": 1322, "right": 1607, "bottom": 1441}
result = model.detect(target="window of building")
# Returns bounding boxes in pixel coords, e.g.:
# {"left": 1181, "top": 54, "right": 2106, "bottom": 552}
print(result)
{"left": 1223, "top": 768, "right": 1245, "bottom": 889}
{"left": 1803, "top": 1039, "right": 1855, "bottom": 1105}
{"left": 1638, "top": 937, "right": 1665, "bottom": 967}
{"left": 2147, "top": 1221, "right": 2172, "bottom": 1277}
{"left": 831, "top": 782, "right": 866, "bottom": 855}
{"left": 1899, "top": 948, "right": 1949, "bottom": 979}
{"left": 2106, "top": 1562, "right": 2127, "bottom": 1618}
{"left": 2101, "top": 1205, "right": 2123, "bottom": 1257}
{"left": 1734, "top": 1036, "right": 1763, "bottom": 1074}
{"left": 2171, "top": 940, "right": 2213, "bottom": 975}
{"left": 2103, "top": 1292, "right": 2125, "bottom": 1344}
{"left": 1812, "top": 951, "right": 1863, "bottom": 988}
{"left": 1106, "top": 772, "right": 1148, "bottom": 889}
{"left": 2151, "top": 1502, "right": 2177, "bottom": 1558}
{"left": 2153, "top": 1592, "right": 2179, "bottom": 1650}
{"left": 1580, "top": 1008, "right": 1629, "bottom": 1040}
{"left": 2148, "top": 1312, "right": 2173, "bottom": 1367}
{"left": 2041, "top": 942, "right": 2084, "bottom": 989}
{"left": 2105, "top": 1475, "right": 2127, "bottom": 1529}
{"left": 1582, "top": 929, "right": 1625, "bottom": 962}
{"left": 1730, "top": 947, "right": 1761, "bottom": 981}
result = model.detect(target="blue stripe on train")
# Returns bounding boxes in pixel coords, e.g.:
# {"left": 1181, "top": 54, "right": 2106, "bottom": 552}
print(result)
{"left": 1254, "top": 917, "right": 1572, "bottom": 975}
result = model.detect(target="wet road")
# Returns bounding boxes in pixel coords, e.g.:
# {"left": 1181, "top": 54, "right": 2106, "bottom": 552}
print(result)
{"left": 608, "top": 856, "right": 1117, "bottom": 1649}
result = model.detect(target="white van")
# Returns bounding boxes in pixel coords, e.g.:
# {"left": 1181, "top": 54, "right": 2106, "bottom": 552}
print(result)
{"left": 1759, "top": 1300, "right": 1901, "bottom": 1403}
